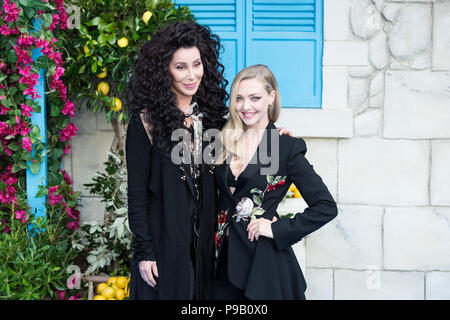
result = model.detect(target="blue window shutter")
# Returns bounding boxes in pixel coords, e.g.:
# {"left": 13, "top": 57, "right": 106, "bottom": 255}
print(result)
{"left": 175, "top": 0, "right": 323, "bottom": 108}
{"left": 175, "top": 0, "right": 244, "bottom": 88}
{"left": 246, "top": 0, "right": 323, "bottom": 108}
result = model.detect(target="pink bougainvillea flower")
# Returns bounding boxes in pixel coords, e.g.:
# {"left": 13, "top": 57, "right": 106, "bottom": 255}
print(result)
{"left": 0, "top": 25, "right": 12, "bottom": 36}
{"left": 20, "top": 137, "right": 32, "bottom": 152}
{"left": 67, "top": 220, "right": 79, "bottom": 231}
{"left": 1, "top": 219, "right": 11, "bottom": 234}
{"left": 23, "top": 86, "right": 41, "bottom": 99}
{"left": 48, "top": 185, "right": 63, "bottom": 206}
{"left": 68, "top": 293, "right": 82, "bottom": 300}
{"left": 0, "top": 121, "right": 9, "bottom": 136}
{"left": 14, "top": 45, "right": 33, "bottom": 68}
{"left": 54, "top": 289, "right": 66, "bottom": 300}
{"left": 59, "top": 122, "right": 78, "bottom": 142}
{"left": 48, "top": 14, "right": 60, "bottom": 32}
{"left": 15, "top": 210, "right": 27, "bottom": 223}
{"left": 60, "top": 169, "right": 73, "bottom": 185}
{"left": 62, "top": 99, "right": 74, "bottom": 118}
{"left": 63, "top": 142, "right": 71, "bottom": 155}
{"left": 17, "top": 34, "right": 35, "bottom": 49}
{"left": 1, "top": 139, "right": 12, "bottom": 156}
{"left": 21, "top": 103, "right": 34, "bottom": 117}
{"left": 2, "top": 0, "right": 21, "bottom": 23}
{"left": 0, "top": 105, "right": 10, "bottom": 115}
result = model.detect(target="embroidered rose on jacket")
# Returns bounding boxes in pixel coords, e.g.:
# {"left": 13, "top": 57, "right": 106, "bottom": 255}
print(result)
{"left": 233, "top": 175, "right": 287, "bottom": 223}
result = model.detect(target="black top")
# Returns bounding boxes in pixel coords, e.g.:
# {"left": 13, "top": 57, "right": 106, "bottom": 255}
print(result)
{"left": 214, "top": 121, "right": 338, "bottom": 299}
{"left": 126, "top": 113, "right": 218, "bottom": 299}
{"left": 227, "top": 166, "right": 238, "bottom": 188}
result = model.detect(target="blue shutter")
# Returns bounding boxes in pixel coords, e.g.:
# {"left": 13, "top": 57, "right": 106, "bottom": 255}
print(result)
{"left": 175, "top": 0, "right": 323, "bottom": 108}
{"left": 246, "top": 0, "right": 322, "bottom": 108}
{"left": 175, "top": 0, "right": 244, "bottom": 89}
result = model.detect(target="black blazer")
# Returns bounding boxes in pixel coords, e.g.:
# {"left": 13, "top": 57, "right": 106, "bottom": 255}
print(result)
{"left": 126, "top": 113, "right": 217, "bottom": 299}
{"left": 215, "top": 122, "right": 338, "bottom": 300}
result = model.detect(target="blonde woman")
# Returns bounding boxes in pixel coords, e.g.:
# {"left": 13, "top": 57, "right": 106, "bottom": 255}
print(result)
{"left": 212, "top": 64, "right": 338, "bottom": 300}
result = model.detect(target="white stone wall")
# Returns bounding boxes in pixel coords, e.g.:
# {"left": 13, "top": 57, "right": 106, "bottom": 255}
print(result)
{"left": 71, "top": 0, "right": 450, "bottom": 300}
{"left": 296, "top": 0, "right": 450, "bottom": 300}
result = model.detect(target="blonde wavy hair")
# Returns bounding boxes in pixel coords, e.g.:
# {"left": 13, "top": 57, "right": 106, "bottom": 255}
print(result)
{"left": 218, "top": 64, "right": 281, "bottom": 164}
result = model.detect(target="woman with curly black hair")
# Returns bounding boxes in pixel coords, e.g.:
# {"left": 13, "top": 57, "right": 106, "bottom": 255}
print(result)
{"left": 125, "top": 21, "right": 228, "bottom": 300}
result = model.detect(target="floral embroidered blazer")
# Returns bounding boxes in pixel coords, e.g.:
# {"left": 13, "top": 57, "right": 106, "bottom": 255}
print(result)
{"left": 214, "top": 122, "right": 338, "bottom": 300}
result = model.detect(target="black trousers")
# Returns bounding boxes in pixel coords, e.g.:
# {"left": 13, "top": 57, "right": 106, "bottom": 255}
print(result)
{"left": 212, "top": 236, "right": 248, "bottom": 300}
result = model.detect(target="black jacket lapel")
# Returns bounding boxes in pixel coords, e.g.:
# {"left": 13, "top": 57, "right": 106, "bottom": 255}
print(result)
{"left": 233, "top": 122, "right": 275, "bottom": 199}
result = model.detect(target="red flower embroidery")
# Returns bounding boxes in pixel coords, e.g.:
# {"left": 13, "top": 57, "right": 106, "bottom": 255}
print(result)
{"left": 218, "top": 210, "right": 227, "bottom": 224}
{"left": 267, "top": 179, "right": 286, "bottom": 192}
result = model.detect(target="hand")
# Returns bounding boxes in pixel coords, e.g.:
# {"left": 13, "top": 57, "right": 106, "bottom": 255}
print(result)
{"left": 277, "top": 127, "right": 294, "bottom": 137}
{"left": 138, "top": 260, "right": 158, "bottom": 287}
{"left": 247, "top": 216, "right": 278, "bottom": 242}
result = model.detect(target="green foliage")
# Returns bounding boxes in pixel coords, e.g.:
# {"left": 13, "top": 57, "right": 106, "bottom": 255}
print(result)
{"left": 73, "top": 150, "right": 132, "bottom": 276}
{"left": 0, "top": 209, "right": 80, "bottom": 300}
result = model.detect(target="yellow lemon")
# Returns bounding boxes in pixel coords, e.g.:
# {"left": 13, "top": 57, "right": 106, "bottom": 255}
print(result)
{"left": 93, "top": 295, "right": 106, "bottom": 300}
{"left": 117, "top": 37, "right": 128, "bottom": 48}
{"left": 96, "top": 282, "right": 108, "bottom": 295}
{"left": 111, "top": 97, "right": 122, "bottom": 112}
{"left": 97, "top": 67, "right": 107, "bottom": 78}
{"left": 142, "top": 11, "right": 153, "bottom": 25}
{"left": 107, "top": 276, "right": 117, "bottom": 286}
{"left": 293, "top": 189, "right": 302, "bottom": 198}
{"left": 101, "top": 286, "right": 115, "bottom": 299}
{"left": 107, "top": 298, "right": 116, "bottom": 300}
{"left": 115, "top": 288, "right": 125, "bottom": 300}
{"left": 97, "top": 81, "right": 109, "bottom": 95}
{"left": 116, "top": 276, "right": 128, "bottom": 289}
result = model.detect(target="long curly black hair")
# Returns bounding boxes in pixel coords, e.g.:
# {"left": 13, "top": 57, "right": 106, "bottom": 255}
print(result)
{"left": 126, "top": 21, "right": 229, "bottom": 155}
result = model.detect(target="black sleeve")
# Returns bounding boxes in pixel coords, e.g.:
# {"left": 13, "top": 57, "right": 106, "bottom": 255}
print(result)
{"left": 126, "top": 114, "right": 156, "bottom": 261}
{"left": 271, "top": 138, "right": 338, "bottom": 251}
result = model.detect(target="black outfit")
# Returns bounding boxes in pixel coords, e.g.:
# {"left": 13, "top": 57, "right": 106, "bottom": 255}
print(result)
{"left": 126, "top": 113, "right": 217, "bottom": 300}
{"left": 213, "top": 122, "right": 338, "bottom": 300}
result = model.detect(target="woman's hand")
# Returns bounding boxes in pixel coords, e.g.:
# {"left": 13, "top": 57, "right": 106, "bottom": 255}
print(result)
{"left": 138, "top": 260, "right": 158, "bottom": 287}
{"left": 277, "top": 127, "right": 294, "bottom": 137}
{"left": 247, "top": 216, "right": 278, "bottom": 242}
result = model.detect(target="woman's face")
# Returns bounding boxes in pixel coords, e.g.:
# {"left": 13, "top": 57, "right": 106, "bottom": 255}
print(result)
{"left": 169, "top": 46, "right": 204, "bottom": 104}
{"left": 235, "top": 78, "right": 275, "bottom": 129}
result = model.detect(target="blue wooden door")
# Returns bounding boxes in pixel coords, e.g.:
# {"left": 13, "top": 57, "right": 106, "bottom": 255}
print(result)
{"left": 175, "top": 0, "right": 323, "bottom": 108}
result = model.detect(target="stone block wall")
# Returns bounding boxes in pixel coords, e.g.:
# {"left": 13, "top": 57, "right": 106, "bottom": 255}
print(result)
{"left": 70, "top": 0, "right": 450, "bottom": 299}
{"left": 297, "top": 0, "right": 450, "bottom": 300}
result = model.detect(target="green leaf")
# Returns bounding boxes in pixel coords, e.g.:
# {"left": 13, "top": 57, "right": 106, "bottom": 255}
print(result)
{"left": 92, "top": 17, "right": 105, "bottom": 27}
{"left": 107, "top": 33, "right": 117, "bottom": 45}
{"left": 253, "top": 208, "right": 265, "bottom": 216}
{"left": 78, "top": 64, "right": 86, "bottom": 74}
{"left": 50, "top": 104, "right": 60, "bottom": 117}
{"left": 250, "top": 188, "right": 262, "bottom": 194}
{"left": 252, "top": 195, "right": 262, "bottom": 206}
{"left": 267, "top": 176, "right": 274, "bottom": 184}
{"left": 12, "top": 163, "right": 21, "bottom": 173}
{"left": 91, "top": 61, "right": 98, "bottom": 73}
{"left": 8, "top": 142, "right": 19, "bottom": 152}
{"left": 97, "top": 32, "right": 107, "bottom": 45}
{"left": 30, "top": 162, "right": 41, "bottom": 175}
{"left": 104, "top": 23, "right": 115, "bottom": 33}
{"left": 42, "top": 13, "right": 53, "bottom": 29}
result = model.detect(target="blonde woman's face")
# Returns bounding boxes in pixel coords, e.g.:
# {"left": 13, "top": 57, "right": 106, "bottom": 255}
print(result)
{"left": 235, "top": 78, "right": 275, "bottom": 129}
